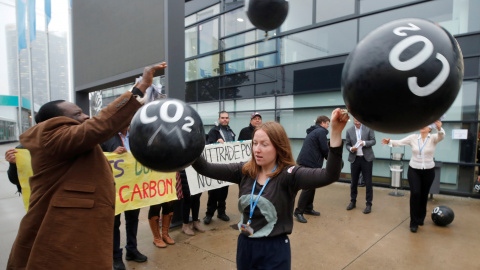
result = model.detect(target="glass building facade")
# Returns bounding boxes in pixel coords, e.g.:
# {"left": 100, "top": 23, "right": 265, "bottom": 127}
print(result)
{"left": 183, "top": 0, "right": 480, "bottom": 197}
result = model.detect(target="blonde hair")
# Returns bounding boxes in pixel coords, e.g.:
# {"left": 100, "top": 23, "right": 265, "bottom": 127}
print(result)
{"left": 242, "top": 121, "right": 296, "bottom": 179}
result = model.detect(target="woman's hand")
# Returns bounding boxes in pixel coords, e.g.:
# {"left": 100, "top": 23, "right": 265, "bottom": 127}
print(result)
{"left": 381, "top": 138, "right": 390, "bottom": 145}
{"left": 435, "top": 120, "right": 442, "bottom": 130}
{"left": 329, "top": 108, "right": 349, "bottom": 147}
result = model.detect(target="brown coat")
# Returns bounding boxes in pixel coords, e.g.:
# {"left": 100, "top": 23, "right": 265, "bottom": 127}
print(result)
{"left": 7, "top": 92, "right": 142, "bottom": 270}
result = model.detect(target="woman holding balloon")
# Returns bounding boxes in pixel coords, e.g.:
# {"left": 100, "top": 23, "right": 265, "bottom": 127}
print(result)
{"left": 191, "top": 108, "right": 349, "bottom": 269}
{"left": 382, "top": 121, "right": 444, "bottom": 233}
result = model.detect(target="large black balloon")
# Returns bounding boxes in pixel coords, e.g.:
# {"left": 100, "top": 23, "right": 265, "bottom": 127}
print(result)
{"left": 431, "top": 205, "right": 455, "bottom": 226}
{"left": 474, "top": 180, "right": 480, "bottom": 193}
{"left": 246, "top": 0, "right": 289, "bottom": 32}
{"left": 129, "top": 98, "right": 205, "bottom": 172}
{"left": 342, "top": 18, "right": 464, "bottom": 133}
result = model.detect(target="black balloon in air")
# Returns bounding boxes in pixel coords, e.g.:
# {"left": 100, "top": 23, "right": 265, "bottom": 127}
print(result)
{"left": 129, "top": 98, "right": 205, "bottom": 172}
{"left": 431, "top": 205, "right": 455, "bottom": 226}
{"left": 341, "top": 18, "right": 464, "bottom": 133}
{"left": 246, "top": 0, "right": 289, "bottom": 32}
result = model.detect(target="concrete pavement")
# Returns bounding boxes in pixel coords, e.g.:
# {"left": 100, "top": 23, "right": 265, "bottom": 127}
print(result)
{"left": 1, "top": 141, "right": 479, "bottom": 270}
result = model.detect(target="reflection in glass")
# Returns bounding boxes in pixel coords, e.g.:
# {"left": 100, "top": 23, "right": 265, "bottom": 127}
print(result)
{"left": 359, "top": 0, "right": 480, "bottom": 38}
{"left": 316, "top": 0, "right": 355, "bottom": 23}
{"left": 255, "top": 82, "right": 277, "bottom": 96}
{"left": 198, "top": 78, "right": 220, "bottom": 101}
{"left": 277, "top": 92, "right": 345, "bottom": 109}
{"left": 186, "top": 54, "right": 220, "bottom": 81}
{"left": 199, "top": 19, "right": 219, "bottom": 54}
{"left": 223, "top": 85, "right": 254, "bottom": 100}
{"left": 185, "top": 14, "right": 196, "bottom": 27}
{"left": 185, "top": 4, "right": 220, "bottom": 27}
{"left": 197, "top": 4, "right": 220, "bottom": 21}
{"left": 185, "top": 82, "right": 197, "bottom": 103}
{"left": 256, "top": 68, "right": 276, "bottom": 83}
{"left": 222, "top": 30, "right": 275, "bottom": 49}
{"left": 185, "top": 26, "right": 198, "bottom": 58}
{"left": 224, "top": 39, "right": 275, "bottom": 62}
{"left": 281, "top": 20, "right": 357, "bottom": 64}
{"left": 199, "top": 54, "right": 220, "bottom": 78}
{"left": 222, "top": 7, "right": 254, "bottom": 37}
{"left": 360, "top": 0, "right": 420, "bottom": 14}
{"left": 281, "top": 0, "right": 313, "bottom": 32}
{"left": 222, "top": 72, "right": 253, "bottom": 87}
{"left": 223, "top": 53, "right": 276, "bottom": 74}
{"left": 444, "top": 80, "right": 477, "bottom": 121}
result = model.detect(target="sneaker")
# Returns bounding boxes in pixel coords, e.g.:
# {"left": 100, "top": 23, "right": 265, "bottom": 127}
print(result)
{"left": 217, "top": 213, "right": 230, "bottom": 221}
{"left": 125, "top": 249, "right": 147, "bottom": 263}
{"left": 113, "top": 257, "right": 126, "bottom": 270}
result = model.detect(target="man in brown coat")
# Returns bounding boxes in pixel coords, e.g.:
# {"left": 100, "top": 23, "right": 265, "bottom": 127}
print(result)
{"left": 7, "top": 63, "right": 167, "bottom": 270}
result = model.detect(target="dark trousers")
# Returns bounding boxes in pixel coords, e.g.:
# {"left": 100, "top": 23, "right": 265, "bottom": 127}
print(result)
{"left": 206, "top": 186, "right": 229, "bottom": 216}
{"left": 407, "top": 166, "right": 435, "bottom": 227}
{"left": 148, "top": 202, "right": 174, "bottom": 219}
{"left": 237, "top": 234, "right": 291, "bottom": 270}
{"left": 113, "top": 209, "right": 140, "bottom": 258}
{"left": 182, "top": 190, "right": 202, "bottom": 224}
{"left": 350, "top": 156, "right": 373, "bottom": 206}
{"left": 294, "top": 189, "right": 315, "bottom": 215}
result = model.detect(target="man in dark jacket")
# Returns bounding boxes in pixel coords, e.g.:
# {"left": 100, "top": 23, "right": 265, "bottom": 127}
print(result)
{"left": 294, "top": 115, "right": 330, "bottom": 223}
{"left": 101, "top": 127, "right": 147, "bottom": 270}
{"left": 238, "top": 112, "right": 262, "bottom": 141}
{"left": 204, "top": 111, "right": 236, "bottom": 224}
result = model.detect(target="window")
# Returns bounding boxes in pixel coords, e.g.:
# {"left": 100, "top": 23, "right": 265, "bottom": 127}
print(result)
{"left": 185, "top": 26, "right": 198, "bottom": 58}
{"left": 222, "top": 30, "right": 272, "bottom": 49}
{"left": 360, "top": 0, "right": 421, "bottom": 14}
{"left": 280, "top": 0, "right": 313, "bottom": 32}
{"left": 316, "top": 0, "right": 355, "bottom": 23}
{"left": 359, "top": 0, "right": 480, "bottom": 38}
{"left": 222, "top": 7, "right": 254, "bottom": 37}
{"left": 199, "top": 19, "right": 219, "bottom": 54}
{"left": 281, "top": 20, "right": 357, "bottom": 64}
{"left": 224, "top": 39, "right": 275, "bottom": 62}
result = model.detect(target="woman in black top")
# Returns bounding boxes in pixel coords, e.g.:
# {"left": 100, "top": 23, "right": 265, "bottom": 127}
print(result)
{"left": 192, "top": 108, "right": 349, "bottom": 270}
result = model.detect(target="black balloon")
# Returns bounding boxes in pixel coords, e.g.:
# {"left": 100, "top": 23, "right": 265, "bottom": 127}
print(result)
{"left": 431, "top": 205, "right": 455, "bottom": 226}
{"left": 246, "top": 0, "right": 289, "bottom": 32}
{"left": 129, "top": 98, "right": 205, "bottom": 172}
{"left": 474, "top": 180, "right": 480, "bottom": 193}
{"left": 342, "top": 18, "right": 464, "bottom": 133}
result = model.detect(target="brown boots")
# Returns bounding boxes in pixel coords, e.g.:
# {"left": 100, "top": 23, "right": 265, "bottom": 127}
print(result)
{"left": 148, "top": 213, "right": 175, "bottom": 248}
{"left": 161, "top": 213, "right": 175, "bottom": 245}
{"left": 148, "top": 216, "right": 167, "bottom": 248}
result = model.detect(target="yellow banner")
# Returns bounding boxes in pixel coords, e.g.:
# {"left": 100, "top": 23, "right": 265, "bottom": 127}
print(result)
{"left": 16, "top": 149, "right": 178, "bottom": 215}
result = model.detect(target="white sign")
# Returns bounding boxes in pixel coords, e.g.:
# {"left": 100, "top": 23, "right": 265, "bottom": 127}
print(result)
{"left": 185, "top": 140, "right": 252, "bottom": 195}
{"left": 451, "top": 129, "right": 468, "bottom": 140}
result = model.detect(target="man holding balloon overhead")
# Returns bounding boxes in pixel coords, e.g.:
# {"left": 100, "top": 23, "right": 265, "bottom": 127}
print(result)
{"left": 7, "top": 63, "right": 167, "bottom": 270}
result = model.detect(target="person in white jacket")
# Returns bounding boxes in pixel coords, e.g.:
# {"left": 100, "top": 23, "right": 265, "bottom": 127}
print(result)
{"left": 382, "top": 121, "right": 444, "bottom": 233}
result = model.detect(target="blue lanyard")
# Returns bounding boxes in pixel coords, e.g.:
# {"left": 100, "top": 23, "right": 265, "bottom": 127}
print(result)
{"left": 248, "top": 164, "right": 277, "bottom": 225}
{"left": 418, "top": 136, "right": 429, "bottom": 155}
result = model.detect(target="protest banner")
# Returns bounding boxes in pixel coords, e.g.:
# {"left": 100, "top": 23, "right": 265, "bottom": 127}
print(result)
{"left": 15, "top": 149, "right": 178, "bottom": 215}
{"left": 185, "top": 140, "right": 252, "bottom": 195}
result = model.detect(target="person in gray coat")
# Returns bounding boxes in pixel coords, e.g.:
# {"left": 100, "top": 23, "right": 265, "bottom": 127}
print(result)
{"left": 345, "top": 118, "right": 376, "bottom": 214}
